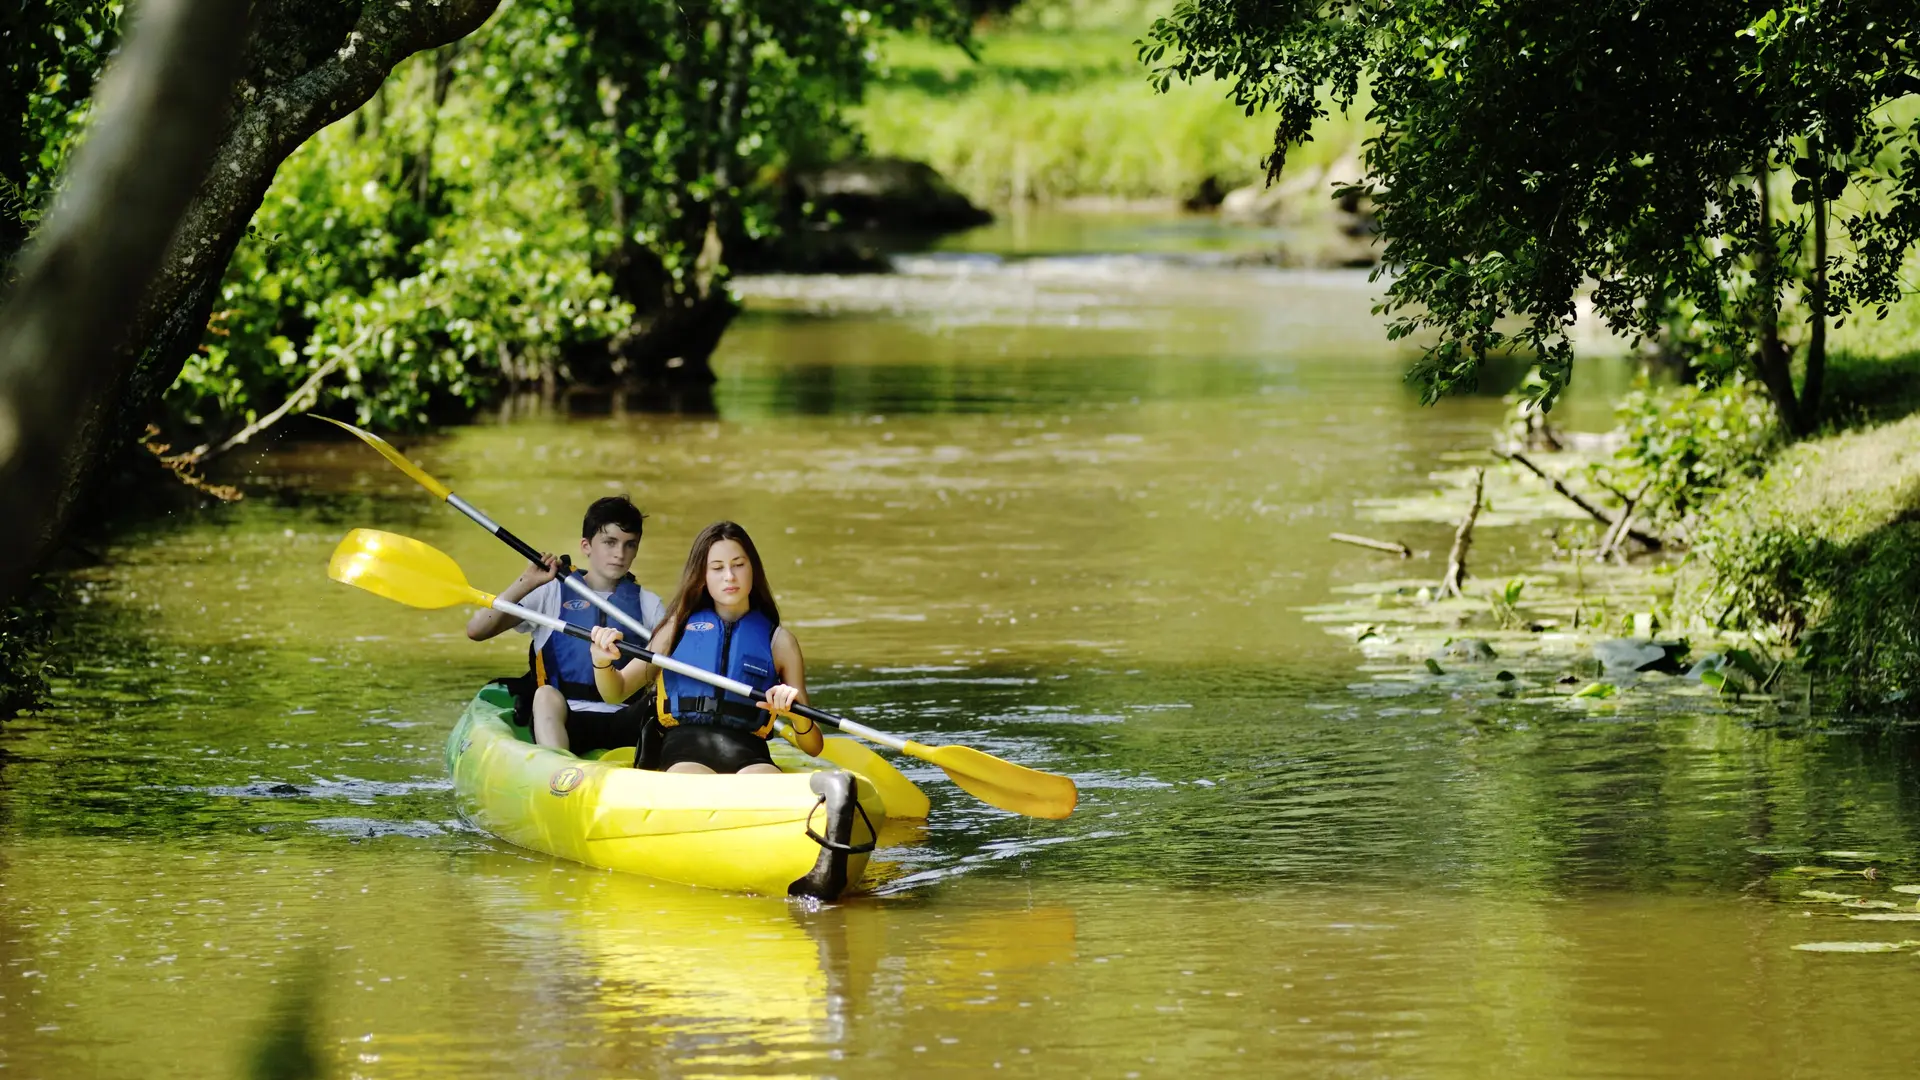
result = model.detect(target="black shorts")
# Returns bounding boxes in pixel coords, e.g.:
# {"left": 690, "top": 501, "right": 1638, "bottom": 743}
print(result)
{"left": 562, "top": 701, "right": 648, "bottom": 756}
{"left": 514, "top": 689, "right": 648, "bottom": 756}
{"left": 658, "top": 725, "right": 775, "bottom": 773}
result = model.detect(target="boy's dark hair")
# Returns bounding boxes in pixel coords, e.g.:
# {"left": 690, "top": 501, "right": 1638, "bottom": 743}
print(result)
{"left": 582, "top": 495, "right": 646, "bottom": 540}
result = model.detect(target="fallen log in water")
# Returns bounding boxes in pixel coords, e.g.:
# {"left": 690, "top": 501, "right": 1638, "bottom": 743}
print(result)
{"left": 1500, "top": 451, "right": 1665, "bottom": 551}
{"left": 1330, "top": 532, "right": 1413, "bottom": 558}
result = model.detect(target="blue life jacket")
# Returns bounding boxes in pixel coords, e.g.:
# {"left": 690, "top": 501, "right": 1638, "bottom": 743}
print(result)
{"left": 657, "top": 608, "right": 777, "bottom": 737}
{"left": 534, "top": 572, "right": 651, "bottom": 703}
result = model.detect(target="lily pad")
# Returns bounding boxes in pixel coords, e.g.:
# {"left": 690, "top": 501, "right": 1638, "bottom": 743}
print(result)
{"left": 1686, "top": 653, "right": 1725, "bottom": 679}
{"left": 1792, "top": 941, "right": 1910, "bottom": 953}
{"left": 1435, "top": 638, "right": 1498, "bottom": 663}
{"left": 1701, "top": 669, "right": 1751, "bottom": 695}
{"left": 1572, "top": 681, "right": 1618, "bottom": 699}
{"left": 1799, "top": 890, "right": 1859, "bottom": 902}
{"left": 1841, "top": 900, "right": 1901, "bottom": 910}
{"left": 1725, "top": 648, "right": 1770, "bottom": 682}
{"left": 1847, "top": 913, "right": 1920, "bottom": 922}
{"left": 1786, "top": 866, "right": 1866, "bottom": 878}
{"left": 1592, "top": 639, "right": 1668, "bottom": 672}
{"left": 1891, "top": 885, "right": 1920, "bottom": 895}
{"left": 1747, "top": 845, "right": 1812, "bottom": 856}
{"left": 1819, "top": 851, "right": 1882, "bottom": 861}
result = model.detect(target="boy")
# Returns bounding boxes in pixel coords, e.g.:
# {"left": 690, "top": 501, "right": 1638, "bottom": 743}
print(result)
{"left": 466, "top": 495, "right": 665, "bottom": 753}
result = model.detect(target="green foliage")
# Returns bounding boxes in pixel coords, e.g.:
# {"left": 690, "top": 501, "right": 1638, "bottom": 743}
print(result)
{"left": 862, "top": 8, "right": 1348, "bottom": 203}
{"left": 1679, "top": 411, "right": 1920, "bottom": 713}
{"left": 1597, "top": 375, "right": 1782, "bottom": 537}
{"left": 0, "top": 575, "right": 64, "bottom": 716}
{"left": 0, "top": 1, "right": 120, "bottom": 267}
{"left": 1817, "top": 346, "right": 1920, "bottom": 430}
{"left": 161, "top": 0, "right": 974, "bottom": 440}
{"left": 167, "top": 22, "right": 628, "bottom": 440}
{"left": 1489, "top": 577, "right": 1526, "bottom": 629}
{"left": 552, "top": 0, "right": 970, "bottom": 328}
{"left": 1145, "top": 0, "right": 1920, "bottom": 432}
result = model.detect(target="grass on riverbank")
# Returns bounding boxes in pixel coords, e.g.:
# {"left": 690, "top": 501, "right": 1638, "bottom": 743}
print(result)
{"left": 856, "top": 1, "right": 1366, "bottom": 204}
{"left": 1678, "top": 409, "right": 1920, "bottom": 714}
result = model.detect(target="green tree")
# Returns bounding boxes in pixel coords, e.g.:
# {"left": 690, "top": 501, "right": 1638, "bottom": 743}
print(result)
{"left": 0, "top": 0, "right": 503, "bottom": 604}
{"left": 550, "top": 0, "right": 971, "bottom": 384}
{"left": 0, "top": 1, "right": 120, "bottom": 269}
{"left": 1145, "top": 0, "right": 1920, "bottom": 434}
{"left": 166, "top": 28, "right": 627, "bottom": 452}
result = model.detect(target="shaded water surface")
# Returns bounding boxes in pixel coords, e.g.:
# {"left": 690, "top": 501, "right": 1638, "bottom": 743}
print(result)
{"left": 5, "top": 231, "right": 1920, "bottom": 1078}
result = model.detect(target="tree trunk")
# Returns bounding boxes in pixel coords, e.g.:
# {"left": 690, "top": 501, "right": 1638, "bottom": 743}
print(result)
{"left": 598, "top": 5, "right": 740, "bottom": 391}
{"left": 414, "top": 44, "right": 462, "bottom": 207}
{"left": 2, "top": 0, "right": 501, "bottom": 601}
{"left": 1751, "top": 160, "right": 1805, "bottom": 433}
{"left": 1804, "top": 140, "right": 1828, "bottom": 433}
{"left": 695, "top": 11, "right": 752, "bottom": 300}
{"left": 0, "top": 0, "right": 251, "bottom": 601}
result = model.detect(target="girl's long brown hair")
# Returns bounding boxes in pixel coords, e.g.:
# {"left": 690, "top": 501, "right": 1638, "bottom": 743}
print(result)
{"left": 658, "top": 521, "right": 781, "bottom": 654}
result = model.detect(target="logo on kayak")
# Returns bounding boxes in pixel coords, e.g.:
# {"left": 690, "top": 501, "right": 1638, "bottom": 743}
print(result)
{"left": 687, "top": 619, "right": 717, "bottom": 632}
{"left": 457, "top": 736, "right": 472, "bottom": 756}
{"left": 549, "top": 766, "right": 585, "bottom": 796}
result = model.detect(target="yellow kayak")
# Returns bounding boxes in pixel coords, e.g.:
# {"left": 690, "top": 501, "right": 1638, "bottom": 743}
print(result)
{"left": 446, "top": 683, "right": 887, "bottom": 900}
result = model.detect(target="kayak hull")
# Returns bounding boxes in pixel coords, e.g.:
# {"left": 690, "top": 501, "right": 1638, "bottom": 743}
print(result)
{"left": 447, "top": 684, "right": 882, "bottom": 898}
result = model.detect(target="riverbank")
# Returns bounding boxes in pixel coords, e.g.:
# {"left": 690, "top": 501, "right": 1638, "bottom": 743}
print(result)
{"left": 1314, "top": 347, "right": 1920, "bottom": 719}
{"left": 855, "top": 1, "right": 1365, "bottom": 206}
{"left": 1679, "top": 409, "right": 1920, "bottom": 713}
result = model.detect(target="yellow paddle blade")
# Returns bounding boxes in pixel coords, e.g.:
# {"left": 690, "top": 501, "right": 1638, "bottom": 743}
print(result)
{"left": 907, "top": 742, "right": 1078, "bottom": 820}
{"left": 772, "top": 726, "right": 929, "bottom": 819}
{"left": 317, "top": 416, "right": 454, "bottom": 500}
{"left": 816, "top": 736, "right": 931, "bottom": 820}
{"left": 327, "top": 529, "right": 491, "bottom": 611}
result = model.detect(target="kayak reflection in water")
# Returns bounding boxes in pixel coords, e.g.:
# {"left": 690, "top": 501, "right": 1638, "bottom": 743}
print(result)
{"left": 589, "top": 521, "right": 824, "bottom": 774}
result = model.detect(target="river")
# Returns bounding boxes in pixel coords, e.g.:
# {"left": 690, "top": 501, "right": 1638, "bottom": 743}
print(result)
{"left": 5, "top": 214, "right": 1919, "bottom": 1078}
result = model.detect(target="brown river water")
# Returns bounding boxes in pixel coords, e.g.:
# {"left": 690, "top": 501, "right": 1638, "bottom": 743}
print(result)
{"left": 4, "top": 216, "right": 1919, "bottom": 1078}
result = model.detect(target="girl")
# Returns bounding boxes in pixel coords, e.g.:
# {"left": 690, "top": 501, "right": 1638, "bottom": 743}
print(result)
{"left": 588, "top": 521, "right": 823, "bottom": 773}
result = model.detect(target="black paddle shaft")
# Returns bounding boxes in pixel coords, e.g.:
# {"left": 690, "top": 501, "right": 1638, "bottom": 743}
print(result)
{"left": 490, "top": 524, "right": 571, "bottom": 578}
{"left": 550, "top": 621, "right": 845, "bottom": 733}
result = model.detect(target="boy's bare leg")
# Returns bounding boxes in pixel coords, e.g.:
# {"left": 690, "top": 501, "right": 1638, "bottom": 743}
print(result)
{"left": 737, "top": 763, "right": 781, "bottom": 775}
{"left": 665, "top": 761, "right": 716, "bottom": 774}
{"left": 531, "top": 686, "right": 570, "bottom": 751}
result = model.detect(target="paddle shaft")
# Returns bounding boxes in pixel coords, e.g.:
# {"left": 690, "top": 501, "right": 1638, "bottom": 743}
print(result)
{"left": 435, "top": 495, "right": 655, "bottom": 635}
{"left": 489, "top": 596, "right": 903, "bottom": 749}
